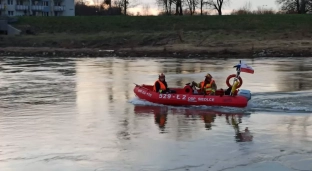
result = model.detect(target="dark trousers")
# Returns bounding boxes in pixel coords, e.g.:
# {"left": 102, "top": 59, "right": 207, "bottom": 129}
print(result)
{"left": 224, "top": 86, "right": 233, "bottom": 95}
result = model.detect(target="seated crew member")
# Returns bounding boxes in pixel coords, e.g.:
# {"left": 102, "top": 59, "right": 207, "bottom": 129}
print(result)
{"left": 153, "top": 73, "right": 170, "bottom": 94}
{"left": 192, "top": 73, "right": 217, "bottom": 95}
{"left": 224, "top": 86, "right": 233, "bottom": 95}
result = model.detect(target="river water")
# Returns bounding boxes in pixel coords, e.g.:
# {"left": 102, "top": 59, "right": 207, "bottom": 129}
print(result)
{"left": 0, "top": 57, "right": 312, "bottom": 171}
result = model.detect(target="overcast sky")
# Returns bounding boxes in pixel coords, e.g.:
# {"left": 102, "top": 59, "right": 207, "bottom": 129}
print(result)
{"left": 126, "top": 0, "right": 280, "bottom": 15}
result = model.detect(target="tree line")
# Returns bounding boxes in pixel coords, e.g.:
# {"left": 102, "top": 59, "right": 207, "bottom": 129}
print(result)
{"left": 75, "top": 0, "right": 312, "bottom": 16}
{"left": 75, "top": 0, "right": 133, "bottom": 15}
{"left": 157, "top": 0, "right": 312, "bottom": 15}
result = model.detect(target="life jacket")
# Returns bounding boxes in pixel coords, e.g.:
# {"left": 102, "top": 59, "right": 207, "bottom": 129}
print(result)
{"left": 153, "top": 80, "right": 166, "bottom": 92}
{"left": 200, "top": 79, "right": 215, "bottom": 94}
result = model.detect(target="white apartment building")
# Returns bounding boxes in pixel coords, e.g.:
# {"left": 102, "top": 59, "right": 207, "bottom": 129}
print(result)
{"left": 0, "top": 0, "right": 75, "bottom": 16}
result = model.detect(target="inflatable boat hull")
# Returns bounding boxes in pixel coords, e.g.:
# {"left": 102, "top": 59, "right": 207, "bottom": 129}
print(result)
{"left": 133, "top": 84, "right": 250, "bottom": 108}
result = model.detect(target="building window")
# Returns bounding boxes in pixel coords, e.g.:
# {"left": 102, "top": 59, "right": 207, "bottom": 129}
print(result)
{"left": 44, "top": 12, "right": 49, "bottom": 16}
{"left": 43, "top": 1, "right": 48, "bottom": 6}
{"left": 8, "top": 11, "right": 14, "bottom": 16}
{"left": 7, "top": 0, "right": 13, "bottom": 5}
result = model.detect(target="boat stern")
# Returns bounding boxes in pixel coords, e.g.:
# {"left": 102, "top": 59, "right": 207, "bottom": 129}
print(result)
{"left": 237, "top": 89, "right": 251, "bottom": 101}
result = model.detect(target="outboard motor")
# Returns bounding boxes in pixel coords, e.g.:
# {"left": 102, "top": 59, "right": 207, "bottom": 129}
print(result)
{"left": 237, "top": 89, "right": 251, "bottom": 101}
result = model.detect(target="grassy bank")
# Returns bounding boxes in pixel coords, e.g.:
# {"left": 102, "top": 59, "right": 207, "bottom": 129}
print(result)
{"left": 1, "top": 15, "right": 312, "bottom": 57}
{"left": 11, "top": 15, "right": 312, "bottom": 33}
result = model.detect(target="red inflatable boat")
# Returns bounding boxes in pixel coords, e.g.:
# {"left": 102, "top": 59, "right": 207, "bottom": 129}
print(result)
{"left": 133, "top": 60, "right": 254, "bottom": 108}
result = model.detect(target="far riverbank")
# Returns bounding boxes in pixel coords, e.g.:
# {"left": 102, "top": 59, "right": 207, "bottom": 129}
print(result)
{"left": 1, "top": 15, "right": 312, "bottom": 58}
{"left": 1, "top": 40, "right": 312, "bottom": 58}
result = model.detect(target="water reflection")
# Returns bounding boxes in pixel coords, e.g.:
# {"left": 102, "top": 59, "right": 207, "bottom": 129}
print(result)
{"left": 1, "top": 57, "right": 312, "bottom": 171}
{"left": 230, "top": 117, "right": 254, "bottom": 142}
{"left": 73, "top": 58, "right": 241, "bottom": 108}
{"left": 2, "top": 57, "right": 312, "bottom": 108}
{"left": 0, "top": 57, "right": 76, "bottom": 106}
{"left": 133, "top": 105, "right": 253, "bottom": 142}
{"left": 72, "top": 57, "right": 312, "bottom": 108}
{"left": 154, "top": 107, "right": 168, "bottom": 133}
{"left": 275, "top": 58, "right": 312, "bottom": 92}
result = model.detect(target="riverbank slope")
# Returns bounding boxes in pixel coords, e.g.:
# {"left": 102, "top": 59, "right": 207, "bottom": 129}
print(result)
{"left": 1, "top": 15, "right": 312, "bottom": 57}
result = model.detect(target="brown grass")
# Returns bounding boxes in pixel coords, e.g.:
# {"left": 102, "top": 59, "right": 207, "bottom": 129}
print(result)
{"left": 1, "top": 30, "right": 312, "bottom": 49}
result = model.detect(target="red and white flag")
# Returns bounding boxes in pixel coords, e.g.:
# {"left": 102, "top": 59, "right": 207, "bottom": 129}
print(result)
{"left": 239, "top": 61, "right": 254, "bottom": 74}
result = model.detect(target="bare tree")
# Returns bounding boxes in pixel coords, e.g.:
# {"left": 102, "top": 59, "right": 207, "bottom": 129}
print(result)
{"left": 242, "top": 1, "right": 252, "bottom": 11}
{"left": 113, "top": 0, "right": 138, "bottom": 15}
{"left": 199, "top": 0, "right": 208, "bottom": 15}
{"left": 206, "top": 0, "right": 230, "bottom": 15}
{"left": 174, "top": 0, "right": 183, "bottom": 15}
{"left": 276, "top": 0, "right": 312, "bottom": 14}
{"left": 142, "top": 4, "right": 150, "bottom": 15}
{"left": 276, "top": 0, "right": 301, "bottom": 13}
{"left": 123, "top": 0, "right": 128, "bottom": 15}
{"left": 157, "top": 0, "right": 183, "bottom": 15}
{"left": 113, "top": 0, "right": 123, "bottom": 7}
{"left": 230, "top": 1, "right": 253, "bottom": 15}
{"left": 185, "top": 0, "right": 199, "bottom": 15}
{"left": 157, "top": 0, "right": 174, "bottom": 15}
{"left": 75, "top": 0, "right": 123, "bottom": 15}
{"left": 104, "top": 0, "right": 112, "bottom": 7}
